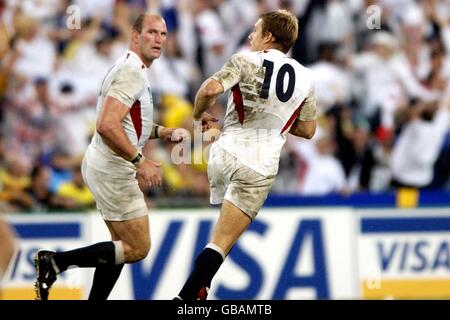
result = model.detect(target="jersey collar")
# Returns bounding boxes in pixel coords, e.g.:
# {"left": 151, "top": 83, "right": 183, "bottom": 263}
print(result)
{"left": 263, "top": 48, "right": 286, "bottom": 56}
{"left": 125, "top": 50, "right": 148, "bottom": 70}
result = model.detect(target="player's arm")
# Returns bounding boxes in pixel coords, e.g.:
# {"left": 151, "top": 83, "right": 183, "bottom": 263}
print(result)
{"left": 149, "top": 123, "right": 189, "bottom": 142}
{"left": 193, "top": 54, "right": 242, "bottom": 131}
{"left": 97, "top": 96, "right": 162, "bottom": 186}
{"left": 98, "top": 68, "right": 162, "bottom": 185}
{"left": 98, "top": 67, "right": 145, "bottom": 161}
{"left": 289, "top": 119, "right": 316, "bottom": 139}
{"left": 149, "top": 123, "right": 165, "bottom": 140}
{"left": 96, "top": 96, "right": 138, "bottom": 161}
{"left": 289, "top": 86, "right": 317, "bottom": 139}
{"left": 0, "top": 217, "right": 16, "bottom": 280}
{"left": 193, "top": 78, "right": 222, "bottom": 131}
{"left": 194, "top": 78, "right": 224, "bottom": 118}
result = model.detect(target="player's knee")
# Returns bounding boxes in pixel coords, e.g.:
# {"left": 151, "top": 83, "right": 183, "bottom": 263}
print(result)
{"left": 136, "top": 242, "right": 150, "bottom": 261}
{"left": 129, "top": 241, "right": 151, "bottom": 262}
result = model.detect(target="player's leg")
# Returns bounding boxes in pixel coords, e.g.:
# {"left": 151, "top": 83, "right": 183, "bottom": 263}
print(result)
{"left": 35, "top": 160, "right": 149, "bottom": 300}
{"left": 175, "top": 144, "right": 229, "bottom": 300}
{"left": 49, "top": 215, "right": 148, "bottom": 275}
{"left": 88, "top": 220, "right": 124, "bottom": 300}
{"left": 102, "top": 214, "right": 151, "bottom": 263}
{"left": 70, "top": 157, "right": 151, "bottom": 300}
{"left": 210, "top": 201, "right": 252, "bottom": 254}
{"left": 34, "top": 237, "right": 126, "bottom": 300}
{"left": 35, "top": 215, "right": 149, "bottom": 300}
{"left": 0, "top": 217, "right": 16, "bottom": 281}
{"left": 177, "top": 200, "right": 251, "bottom": 300}
{"left": 176, "top": 153, "right": 275, "bottom": 300}
{"left": 87, "top": 215, "right": 150, "bottom": 300}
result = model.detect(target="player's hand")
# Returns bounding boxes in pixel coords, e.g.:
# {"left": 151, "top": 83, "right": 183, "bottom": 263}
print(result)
{"left": 193, "top": 112, "right": 218, "bottom": 132}
{"left": 136, "top": 159, "right": 162, "bottom": 187}
{"left": 159, "top": 127, "right": 190, "bottom": 143}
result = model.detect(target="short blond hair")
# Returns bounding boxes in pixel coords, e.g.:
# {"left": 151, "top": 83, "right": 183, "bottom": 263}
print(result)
{"left": 260, "top": 10, "right": 298, "bottom": 53}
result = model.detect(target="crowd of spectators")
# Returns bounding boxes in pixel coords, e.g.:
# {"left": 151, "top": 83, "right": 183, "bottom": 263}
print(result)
{"left": 0, "top": 0, "right": 449, "bottom": 212}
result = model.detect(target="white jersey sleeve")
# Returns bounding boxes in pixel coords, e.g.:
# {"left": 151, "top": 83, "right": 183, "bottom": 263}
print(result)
{"left": 298, "top": 86, "right": 317, "bottom": 122}
{"left": 105, "top": 66, "right": 146, "bottom": 108}
{"left": 211, "top": 54, "right": 242, "bottom": 91}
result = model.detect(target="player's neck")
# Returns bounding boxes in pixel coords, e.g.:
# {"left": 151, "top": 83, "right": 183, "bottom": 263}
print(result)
{"left": 260, "top": 44, "right": 284, "bottom": 53}
{"left": 128, "top": 47, "right": 152, "bottom": 68}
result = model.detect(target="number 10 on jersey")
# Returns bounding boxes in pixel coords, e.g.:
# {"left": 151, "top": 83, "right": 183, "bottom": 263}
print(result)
{"left": 260, "top": 59, "right": 296, "bottom": 102}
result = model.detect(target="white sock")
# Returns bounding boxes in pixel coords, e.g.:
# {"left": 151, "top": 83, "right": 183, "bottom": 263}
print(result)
{"left": 113, "top": 240, "right": 125, "bottom": 265}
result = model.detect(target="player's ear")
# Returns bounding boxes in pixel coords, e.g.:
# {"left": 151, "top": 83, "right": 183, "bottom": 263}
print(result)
{"left": 264, "top": 32, "right": 275, "bottom": 45}
{"left": 131, "top": 29, "right": 140, "bottom": 44}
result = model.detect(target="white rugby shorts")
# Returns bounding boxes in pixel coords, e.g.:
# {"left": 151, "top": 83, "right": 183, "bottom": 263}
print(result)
{"left": 207, "top": 143, "right": 275, "bottom": 220}
{"left": 81, "top": 156, "right": 148, "bottom": 221}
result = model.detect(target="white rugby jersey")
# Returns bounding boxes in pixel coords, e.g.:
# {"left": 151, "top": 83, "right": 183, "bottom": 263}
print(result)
{"left": 85, "top": 50, "right": 154, "bottom": 176}
{"left": 211, "top": 49, "right": 317, "bottom": 176}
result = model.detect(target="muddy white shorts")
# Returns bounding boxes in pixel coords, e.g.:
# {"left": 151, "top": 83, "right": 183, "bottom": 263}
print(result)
{"left": 207, "top": 143, "right": 275, "bottom": 220}
{"left": 81, "top": 157, "right": 148, "bottom": 221}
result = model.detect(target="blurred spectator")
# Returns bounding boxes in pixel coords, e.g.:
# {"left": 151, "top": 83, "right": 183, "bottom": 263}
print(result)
{"left": 154, "top": 94, "right": 211, "bottom": 198}
{"left": 0, "top": 156, "right": 32, "bottom": 211}
{"left": 309, "top": 42, "right": 352, "bottom": 113}
{"left": 147, "top": 34, "right": 200, "bottom": 100}
{"left": 345, "top": 119, "right": 372, "bottom": 192}
{"left": 51, "top": 82, "right": 97, "bottom": 156}
{"left": 301, "top": 0, "right": 353, "bottom": 64}
{"left": 73, "top": 0, "right": 115, "bottom": 23}
{"left": 3, "top": 77, "right": 60, "bottom": 169}
{"left": 191, "top": 0, "right": 229, "bottom": 77}
{"left": 310, "top": 0, "right": 354, "bottom": 46}
{"left": 26, "top": 165, "right": 75, "bottom": 212}
{"left": 391, "top": 99, "right": 449, "bottom": 189}
{"left": 68, "top": 32, "right": 117, "bottom": 97}
{"left": 41, "top": 147, "right": 82, "bottom": 194}
{"left": 57, "top": 165, "right": 95, "bottom": 210}
{"left": 0, "top": 20, "right": 8, "bottom": 58}
{"left": 271, "top": 147, "right": 299, "bottom": 194}
{"left": 11, "top": 15, "right": 56, "bottom": 81}
{"left": 359, "top": 126, "right": 394, "bottom": 192}
{"left": 430, "top": 131, "right": 450, "bottom": 189}
{"left": 289, "top": 127, "right": 347, "bottom": 195}
{"left": 213, "top": 0, "right": 259, "bottom": 51}
{"left": 19, "top": 0, "right": 59, "bottom": 23}
{"left": 349, "top": 31, "right": 406, "bottom": 130}
{"left": 160, "top": 94, "right": 193, "bottom": 129}
{"left": 27, "top": 165, "right": 53, "bottom": 211}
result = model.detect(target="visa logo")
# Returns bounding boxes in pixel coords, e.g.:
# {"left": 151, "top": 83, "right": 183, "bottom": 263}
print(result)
{"left": 131, "top": 219, "right": 330, "bottom": 299}
{"left": 378, "top": 241, "right": 450, "bottom": 272}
